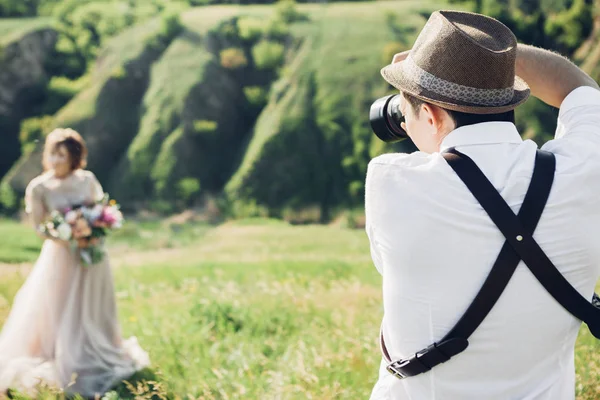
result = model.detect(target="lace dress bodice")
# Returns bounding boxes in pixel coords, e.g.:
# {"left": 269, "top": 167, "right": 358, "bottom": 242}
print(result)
{"left": 25, "top": 169, "right": 104, "bottom": 227}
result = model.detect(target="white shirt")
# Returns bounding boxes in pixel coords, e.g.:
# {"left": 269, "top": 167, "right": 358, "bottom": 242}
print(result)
{"left": 365, "top": 86, "right": 600, "bottom": 400}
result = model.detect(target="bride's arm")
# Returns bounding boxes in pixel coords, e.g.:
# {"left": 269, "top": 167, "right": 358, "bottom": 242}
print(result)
{"left": 25, "top": 180, "right": 67, "bottom": 244}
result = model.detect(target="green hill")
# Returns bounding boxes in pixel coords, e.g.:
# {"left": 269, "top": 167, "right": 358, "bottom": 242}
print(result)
{"left": 1, "top": 0, "right": 599, "bottom": 220}
{"left": 0, "top": 1, "right": 435, "bottom": 217}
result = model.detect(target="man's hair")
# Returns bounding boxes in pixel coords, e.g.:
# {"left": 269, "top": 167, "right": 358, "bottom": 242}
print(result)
{"left": 402, "top": 93, "right": 515, "bottom": 128}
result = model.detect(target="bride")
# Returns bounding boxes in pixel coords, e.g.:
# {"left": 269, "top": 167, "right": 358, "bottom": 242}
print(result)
{"left": 0, "top": 129, "right": 149, "bottom": 397}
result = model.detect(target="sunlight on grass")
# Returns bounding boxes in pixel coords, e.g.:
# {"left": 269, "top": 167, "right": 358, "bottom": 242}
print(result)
{"left": 0, "top": 218, "right": 599, "bottom": 398}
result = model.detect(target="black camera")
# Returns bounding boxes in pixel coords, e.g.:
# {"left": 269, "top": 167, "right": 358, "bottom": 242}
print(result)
{"left": 369, "top": 94, "right": 408, "bottom": 143}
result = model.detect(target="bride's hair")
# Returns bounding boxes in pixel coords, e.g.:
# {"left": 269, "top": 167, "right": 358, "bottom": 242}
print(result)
{"left": 42, "top": 128, "right": 88, "bottom": 171}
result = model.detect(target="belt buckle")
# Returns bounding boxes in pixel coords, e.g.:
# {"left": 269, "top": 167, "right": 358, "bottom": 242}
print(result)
{"left": 386, "top": 359, "right": 410, "bottom": 380}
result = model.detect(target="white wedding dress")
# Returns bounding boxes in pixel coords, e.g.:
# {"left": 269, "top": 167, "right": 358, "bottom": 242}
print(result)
{"left": 0, "top": 169, "right": 149, "bottom": 397}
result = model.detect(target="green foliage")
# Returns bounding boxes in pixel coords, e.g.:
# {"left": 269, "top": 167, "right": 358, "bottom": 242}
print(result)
{"left": 0, "top": 181, "right": 18, "bottom": 212}
{"left": 264, "top": 16, "right": 289, "bottom": 40}
{"left": 0, "top": 0, "right": 39, "bottom": 17}
{"left": 214, "top": 18, "right": 239, "bottom": 40}
{"left": 544, "top": 0, "right": 594, "bottom": 54}
{"left": 176, "top": 177, "right": 201, "bottom": 206}
{"left": 148, "top": 199, "right": 175, "bottom": 215}
{"left": 6, "top": 0, "right": 597, "bottom": 218}
{"left": 252, "top": 40, "right": 285, "bottom": 70}
{"left": 226, "top": 198, "right": 270, "bottom": 219}
{"left": 43, "top": 74, "right": 90, "bottom": 114}
{"left": 193, "top": 119, "right": 218, "bottom": 134}
{"left": 226, "top": 1, "right": 435, "bottom": 219}
{"left": 158, "top": 8, "right": 184, "bottom": 41}
{"left": 220, "top": 47, "right": 248, "bottom": 69}
{"left": 151, "top": 127, "right": 185, "bottom": 196}
{"left": 474, "top": 0, "right": 594, "bottom": 55}
{"left": 51, "top": 0, "right": 180, "bottom": 79}
{"left": 243, "top": 86, "right": 268, "bottom": 108}
{"left": 110, "top": 65, "right": 127, "bottom": 79}
{"left": 441, "top": 0, "right": 594, "bottom": 144}
{"left": 515, "top": 97, "right": 558, "bottom": 144}
{"left": 19, "top": 115, "right": 54, "bottom": 146}
{"left": 237, "top": 16, "right": 265, "bottom": 42}
{"left": 274, "top": 0, "right": 307, "bottom": 24}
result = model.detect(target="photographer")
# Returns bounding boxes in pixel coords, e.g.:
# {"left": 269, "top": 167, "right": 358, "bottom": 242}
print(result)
{"left": 366, "top": 10, "right": 600, "bottom": 400}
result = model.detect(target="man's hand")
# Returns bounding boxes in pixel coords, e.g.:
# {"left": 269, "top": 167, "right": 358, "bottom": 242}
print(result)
{"left": 391, "top": 50, "right": 410, "bottom": 64}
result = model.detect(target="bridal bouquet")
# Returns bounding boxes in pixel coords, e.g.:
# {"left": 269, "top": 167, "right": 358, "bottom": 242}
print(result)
{"left": 39, "top": 194, "right": 124, "bottom": 266}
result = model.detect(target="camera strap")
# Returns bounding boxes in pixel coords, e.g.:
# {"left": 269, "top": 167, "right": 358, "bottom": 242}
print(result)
{"left": 382, "top": 147, "right": 600, "bottom": 380}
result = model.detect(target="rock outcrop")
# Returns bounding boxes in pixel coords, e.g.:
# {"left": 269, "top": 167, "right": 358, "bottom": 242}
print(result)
{"left": 0, "top": 28, "right": 58, "bottom": 180}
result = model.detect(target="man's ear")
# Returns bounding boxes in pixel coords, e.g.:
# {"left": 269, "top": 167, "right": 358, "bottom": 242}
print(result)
{"left": 422, "top": 103, "right": 453, "bottom": 134}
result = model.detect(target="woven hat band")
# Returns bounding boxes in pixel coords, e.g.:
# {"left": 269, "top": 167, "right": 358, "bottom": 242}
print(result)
{"left": 404, "top": 56, "right": 514, "bottom": 107}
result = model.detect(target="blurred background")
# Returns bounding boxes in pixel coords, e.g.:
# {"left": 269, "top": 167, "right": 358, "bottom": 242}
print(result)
{"left": 0, "top": 0, "right": 596, "bottom": 224}
{"left": 0, "top": 0, "right": 598, "bottom": 399}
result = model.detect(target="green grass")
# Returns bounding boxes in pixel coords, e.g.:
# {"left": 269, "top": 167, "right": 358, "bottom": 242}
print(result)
{"left": 0, "top": 219, "right": 43, "bottom": 263}
{"left": 0, "top": 217, "right": 214, "bottom": 264}
{"left": 0, "top": 17, "right": 54, "bottom": 46}
{"left": 0, "top": 219, "right": 598, "bottom": 399}
{"left": 53, "top": 18, "right": 163, "bottom": 129}
{"left": 225, "top": 0, "right": 444, "bottom": 211}
{"left": 113, "top": 26, "right": 214, "bottom": 198}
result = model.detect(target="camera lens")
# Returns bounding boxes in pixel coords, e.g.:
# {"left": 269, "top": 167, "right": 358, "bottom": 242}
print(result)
{"left": 369, "top": 94, "right": 408, "bottom": 143}
{"left": 386, "top": 95, "right": 404, "bottom": 134}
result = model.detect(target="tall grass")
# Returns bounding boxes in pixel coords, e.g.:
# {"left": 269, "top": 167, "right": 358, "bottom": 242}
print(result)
{"left": 0, "top": 219, "right": 598, "bottom": 398}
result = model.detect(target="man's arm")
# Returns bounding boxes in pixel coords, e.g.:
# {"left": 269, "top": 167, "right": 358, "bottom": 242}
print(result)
{"left": 515, "top": 44, "right": 599, "bottom": 108}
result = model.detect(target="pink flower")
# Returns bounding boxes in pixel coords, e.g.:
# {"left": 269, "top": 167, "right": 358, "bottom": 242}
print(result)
{"left": 100, "top": 206, "right": 122, "bottom": 227}
{"left": 65, "top": 210, "right": 78, "bottom": 224}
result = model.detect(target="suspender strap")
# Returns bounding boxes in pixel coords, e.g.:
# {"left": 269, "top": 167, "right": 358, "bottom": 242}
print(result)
{"left": 382, "top": 149, "right": 557, "bottom": 379}
{"left": 444, "top": 148, "right": 600, "bottom": 338}
{"left": 442, "top": 149, "right": 556, "bottom": 340}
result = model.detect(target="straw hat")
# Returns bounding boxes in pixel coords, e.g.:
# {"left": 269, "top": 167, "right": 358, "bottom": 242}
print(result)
{"left": 381, "top": 10, "right": 530, "bottom": 114}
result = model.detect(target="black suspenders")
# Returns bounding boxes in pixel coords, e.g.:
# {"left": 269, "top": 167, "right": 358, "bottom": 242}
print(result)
{"left": 382, "top": 148, "right": 600, "bottom": 380}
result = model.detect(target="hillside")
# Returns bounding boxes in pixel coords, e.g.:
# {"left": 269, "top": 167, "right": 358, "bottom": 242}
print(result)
{"left": 0, "top": 17, "right": 56, "bottom": 189}
{"left": 1, "top": 0, "right": 598, "bottom": 219}
{"left": 0, "top": 1, "right": 434, "bottom": 217}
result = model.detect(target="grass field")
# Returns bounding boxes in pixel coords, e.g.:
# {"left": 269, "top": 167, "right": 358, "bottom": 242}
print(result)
{"left": 0, "top": 217, "right": 598, "bottom": 399}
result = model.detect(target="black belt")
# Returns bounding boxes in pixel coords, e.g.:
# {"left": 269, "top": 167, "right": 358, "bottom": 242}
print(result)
{"left": 381, "top": 148, "right": 600, "bottom": 380}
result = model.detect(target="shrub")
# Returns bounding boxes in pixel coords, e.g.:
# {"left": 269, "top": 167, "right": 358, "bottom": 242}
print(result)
{"left": 193, "top": 120, "right": 218, "bottom": 134}
{"left": 544, "top": 0, "right": 593, "bottom": 54}
{"left": 243, "top": 86, "right": 268, "bottom": 108}
{"left": 237, "top": 17, "right": 264, "bottom": 42}
{"left": 148, "top": 199, "right": 175, "bottom": 215}
{"left": 176, "top": 177, "right": 201, "bottom": 207}
{"left": 264, "top": 17, "right": 289, "bottom": 41}
{"left": 252, "top": 40, "right": 285, "bottom": 70}
{"left": 159, "top": 9, "right": 184, "bottom": 41}
{"left": 0, "top": 182, "right": 17, "bottom": 212}
{"left": 111, "top": 65, "right": 127, "bottom": 79}
{"left": 219, "top": 47, "right": 248, "bottom": 69}
{"left": 215, "top": 20, "right": 239, "bottom": 40}
{"left": 19, "top": 115, "right": 54, "bottom": 146}
{"left": 228, "top": 198, "right": 269, "bottom": 219}
{"left": 44, "top": 74, "right": 89, "bottom": 115}
{"left": 274, "top": 0, "right": 307, "bottom": 24}
{"left": 48, "top": 75, "right": 87, "bottom": 97}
